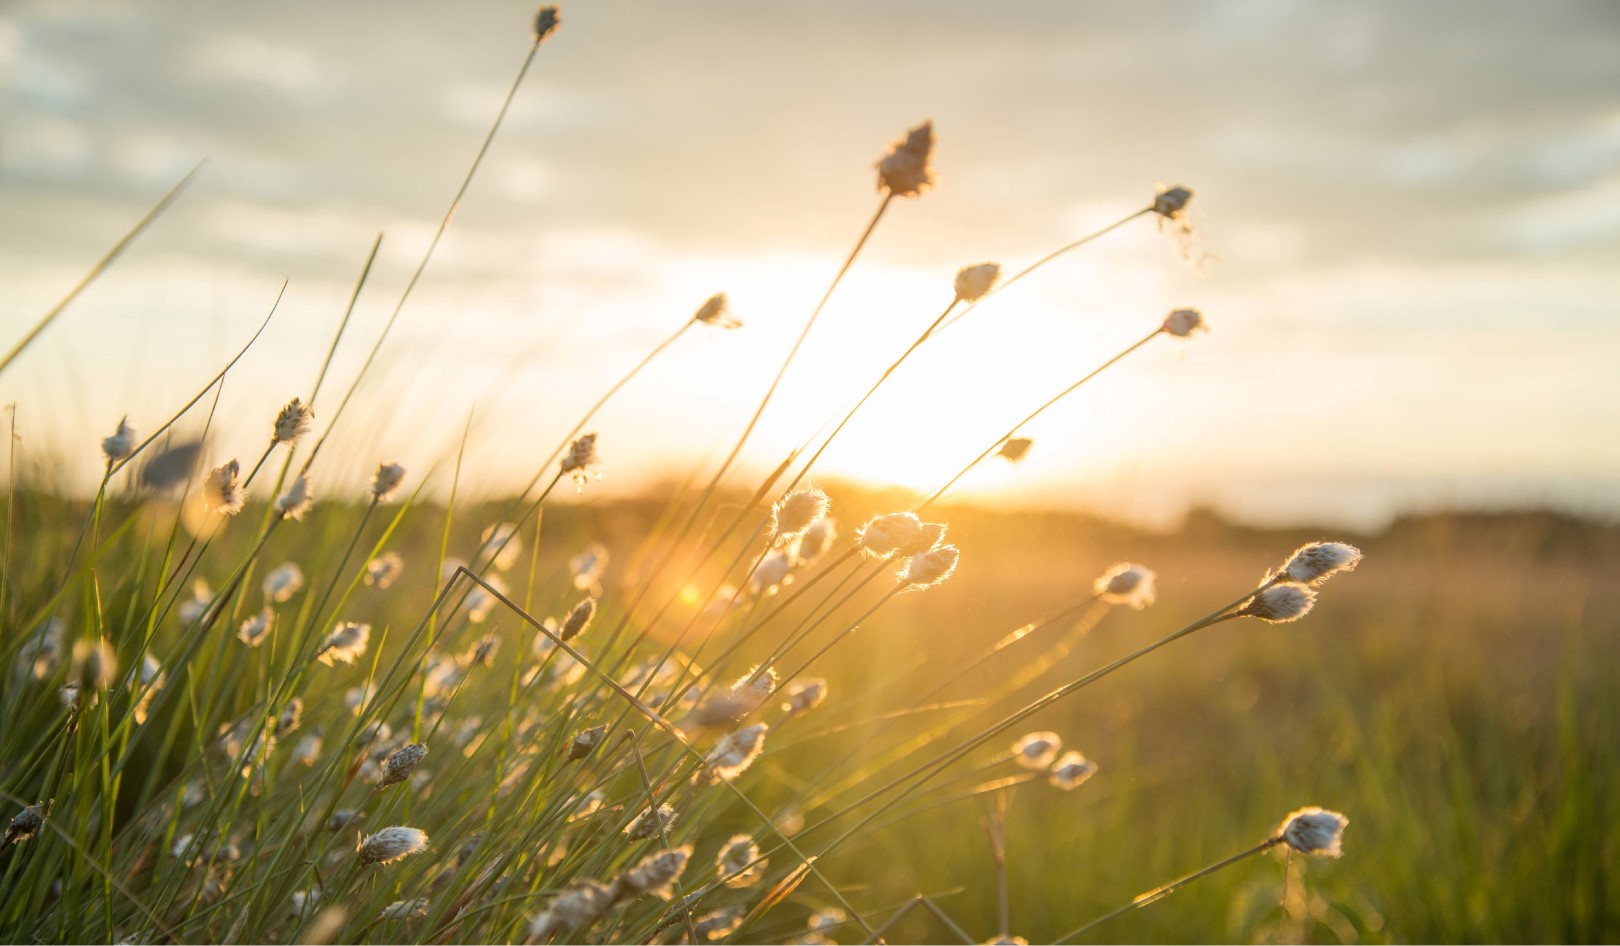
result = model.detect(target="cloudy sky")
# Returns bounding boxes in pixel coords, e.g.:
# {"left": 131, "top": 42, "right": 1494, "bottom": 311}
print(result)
{"left": 2, "top": 0, "right": 1617, "bottom": 527}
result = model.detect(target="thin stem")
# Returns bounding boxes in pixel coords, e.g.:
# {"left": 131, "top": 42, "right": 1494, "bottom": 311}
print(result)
{"left": 1055, "top": 838, "right": 1283, "bottom": 943}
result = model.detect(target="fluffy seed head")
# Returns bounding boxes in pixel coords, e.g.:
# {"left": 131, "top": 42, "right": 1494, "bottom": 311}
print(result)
{"left": 274, "top": 475, "right": 312, "bottom": 520}
{"left": 772, "top": 485, "right": 830, "bottom": 542}
{"left": 998, "top": 437, "right": 1033, "bottom": 463}
{"left": 796, "top": 518, "right": 837, "bottom": 565}
{"left": 561, "top": 433, "right": 599, "bottom": 486}
{"left": 533, "top": 4, "right": 560, "bottom": 41}
{"left": 479, "top": 522, "right": 523, "bottom": 571}
{"left": 621, "top": 845, "right": 692, "bottom": 899}
{"left": 1153, "top": 185, "right": 1193, "bottom": 218}
{"left": 378, "top": 742, "right": 428, "bottom": 789}
{"left": 530, "top": 878, "right": 614, "bottom": 938}
{"left": 1241, "top": 583, "right": 1317, "bottom": 623}
{"left": 716, "top": 835, "right": 765, "bottom": 887}
{"left": 568, "top": 724, "right": 607, "bottom": 761}
{"left": 275, "top": 698, "right": 303, "bottom": 737}
{"left": 693, "top": 292, "right": 742, "bottom": 329}
{"left": 693, "top": 910, "right": 743, "bottom": 942}
{"left": 859, "top": 512, "right": 924, "bottom": 558}
{"left": 1279, "top": 542, "right": 1363, "bottom": 585}
{"left": 561, "top": 597, "right": 597, "bottom": 641}
{"left": 364, "top": 553, "right": 403, "bottom": 588}
{"left": 1048, "top": 750, "right": 1098, "bottom": 790}
{"left": 1012, "top": 731, "right": 1062, "bottom": 770}
{"left": 902, "top": 544, "right": 960, "bottom": 589}
{"left": 371, "top": 462, "right": 406, "bottom": 501}
{"left": 1162, "top": 308, "right": 1206, "bottom": 337}
{"left": 101, "top": 417, "right": 136, "bottom": 462}
{"left": 624, "top": 803, "right": 677, "bottom": 840}
{"left": 316, "top": 622, "right": 370, "bottom": 665}
{"left": 783, "top": 678, "right": 827, "bottom": 715}
{"left": 263, "top": 562, "right": 304, "bottom": 602}
{"left": 954, "top": 262, "right": 1001, "bottom": 302}
{"left": 379, "top": 898, "right": 429, "bottom": 920}
{"left": 203, "top": 460, "right": 246, "bottom": 515}
{"left": 877, "top": 120, "right": 936, "bottom": 197}
{"left": 706, "top": 723, "right": 768, "bottom": 782}
{"left": 272, "top": 397, "right": 314, "bottom": 445}
{"left": 809, "top": 907, "right": 847, "bottom": 933}
{"left": 1279, "top": 807, "right": 1348, "bottom": 857}
{"left": 6, "top": 804, "right": 44, "bottom": 845}
{"left": 1093, "top": 562, "right": 1157, "bottom": 609}
{"left": 570, "top": 543, "right": 608, "bottom": 590}
{"left": 237, "top": 609, "right": 273, "bottom": 647}
{"left": 357, "top": 825, "right": 428, "bottom": 865}
{"left": 72, "top": 638, "right": 117, "bottom": 692}
{"left": 749, "top": 549, "right": 793, "bottom": 596}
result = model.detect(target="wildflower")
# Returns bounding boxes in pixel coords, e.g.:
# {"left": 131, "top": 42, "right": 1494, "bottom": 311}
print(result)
{"left": 275, "top": 697, "right": 303, "bottom": 737}
{"left": 1048, "top": 750, "right": 1098, "bottom": 790}
{"left": 749, "top": 549, "right": 794, "bottom": 596}
{"left": 365, "top": 552, "right": 404, "bottom": 588}
{"left": 902, "top": 544, "right": 959, "bottom": 589}
{"left": 379, "top": 898, "right": 429, "bottom": 920}
{"left": 561, "top": 433, "right": 599, "bottom": 487}
{"left": 101, "top": 417, "right": 136, "bottom": 463}
{"left": 561, "top": 596, "right": 597, "bottom": 641}
{"left": 274, "top": 474, "right": 312, "bottom": 520}
{"left": 378, "top": 742, "right": 428, "bottom": 789}
{"left": 371, "top": 462, "right": 406, "bottom": 501}
{"left": 72, "top": 638, "right": 117, "bottom": 692}
{"left": 203, "top": 460, "right": 246, "bottom": 515}
{"left": 263, "top": 562, "right": 304, "bottom": 602}
{"left": 479, "top": 522, "right": 523, "bottom": 571}
{"left": 568, "top": 724, "right": 607, "bottom": 761}
{"left": 1238, "top": 583, "right": 1317, "bottom": 623}
{"left": 272, "top": 397, "right": 314, "bottom": 445}
{"left": 178, "top": 580, "right": 214, "bottom": 625}
{"left": 533, "top": 4, "right": 560, "bottom": 42}
{"left": 693, "top": 292, "right": 742, "bottom": 329}
{"left": 858, "top": 512, "right": 924, "bottom": 558}
{"left": 292, "top": 733, "right": 323, "bottom": 767}
{"left": 772, "top": 485, "right": 830, "bottom": 542}
{"left": 954, "top": 262, "right": 1001, "bottom": 302}
{"left": 357, "top": 826, "right": 428, "bottom": 865}
{"left": 1161, "top": 307, "right": 1206, "bottom": 337}
{"left": 796, "top": 518, "right": 837, "bottom": 565}
{"left": 570, "top": 543, "right": 608, "bottom": 590}
{"left": 783, "top": 678, "right": 827, "bottom": 715}
{"left": 1093, "top": 562, "right": 1157, "bottom": 609}
{"left": 706, "top": 723, "right": 768, "bottom": 782}
{"left": 1279, "top": 807, "right": 1348, "bottom": 857}
{"left": 1152, "top": 185, "right": 1193, "bottom": 219}
{"left": 528, "top": 878, "right": 614, "bottom": 939}
{"left": 716, "top": 834, "right": 766, "bottom": 887}
{"left": 5, "top": 804, "right": 44, "bottom": 845}
{"left": 620, "top": 845, "right": 691, "bottom": 899}
{"left": 1278, "top": 542, "right": 1363, "bottom": 585}
{"left": 1012, "top": 731, "right": 1061, "bottom": 770}
{"left": 316, "top": 622, "right": 370, "bottom": 665}
{"left": 998, "top": 437, "right": 1033, "bottom": 463}
{"left": 624, "top": 803, "right": 677, "bottom": 840}
{"left": 693, "top": 910, "right": 743, "bottom": 942}
{"left": 877, "top": 120, "right": 936, "bottom": 197}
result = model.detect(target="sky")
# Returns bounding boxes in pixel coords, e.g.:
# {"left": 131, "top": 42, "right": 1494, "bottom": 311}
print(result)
{"left": 2, "top": 0, "right": 1618, "bottom": 529}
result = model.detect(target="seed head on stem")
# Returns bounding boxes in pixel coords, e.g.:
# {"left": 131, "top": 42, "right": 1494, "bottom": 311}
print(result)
{"left": 1279, "top": 807, "right": 1348, "bottom": 857}
{"left": 272, "top": 397, "right": 314, "bottom": 445}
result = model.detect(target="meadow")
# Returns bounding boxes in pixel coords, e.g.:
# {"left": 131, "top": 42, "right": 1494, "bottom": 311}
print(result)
{"left": 2, "top": 6, "right": 1617, "bottom": 944}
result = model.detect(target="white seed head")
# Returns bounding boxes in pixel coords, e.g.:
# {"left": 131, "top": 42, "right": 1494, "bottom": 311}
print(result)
{"left": 953, "top": 262, "right": 1001, "bottom": 302}
{"left": 561, "top": 596, "right": 597, "bottom": 641}
{"left": 1161, "top": 308, "right": 1206, "bottom": 338}
{"left": 364, "top": 552, "right": 403, "bottom": 589}
{"left": 16, "top": 618, "right": 66, "bottom": 681}
{"left": 357, "top": 825, "right": 428, "bottom": 865}
{"left": 858, "top": 512, "right": 924, "bottom": 558}
{"left": 1278, "top": 542, "right": 1363, "bottom": 585}
{"left": 783, "top": 678, "right": 827, "bottom": 716}
{"left": 772, "top": 485, "right": 830, "bottom": 542}
{"left": 998, "top": 437, "right": 1033, "bottom": 463}
{"left": 1012, "top": 731, "right": 1062, "bottom": 770}
{"left": 292, "top": 733, "right": 323, "bottom": 767}
{"left": 289, "top": 888, "right": 318, "bottom": 917}
{"left": 568, "top": 724, "right": 608, "bottom": 761}
{"left": 1242, "top": 583, "right": 1317, "bottom": 623}
{"left": 272, "top": 397, "right": 314, "bottom": 445}
{"left": 479, "top": 522, "right": 523, "bottom": 571}
{"left": 275, "top": 697, "right": 303, "bottom": 737}
{"left": 533, "top": 4, "right": 560, "bottom": 42}
{"left": 1048, "top": 750, "right": 1098, "bottom": 790}
{"left": 178, "top": 580, "right": 214, "bottom": 625}
{"left": 1152, "top": 185, "right": 1193, "bottom": 218}
{"left": 877, "top": 120, "right": 936, "bottom": 198}
{"left": 624, "top": 803, "right": 678, "bottom": 840}
{"left": 378, "top": 742, "right": 428, "bottom": 789}
{"left": 902, "top": 544, "right": 959, "bottom": 589}
{"left": 749, "top": 549, "right": 794, "bottom": 596}
{"left": 570, "top": 543, "right": 608, "bottom": 590}
{"left": 370, "top": 462, "right": 406, "bottom": 501}
{"left": 693, "top": 292, "right": 742, "bottom": 329}
{"left": 1093, "top": 562, "right": 1157, "bottom": 609}
{"left": 237, "top": 609, "right": 273, "bottom": 647}
{"left": 101, "top": 417, "right": 136, "bottom": 462}
{"left": 531, "top": 878, "right": 614, "bottom": 937}
{"left": 71, "top": 638, "right": 118, "bottom": 693}
{"left": 379, "top": 898, "right": 429, "bottom": 920}
{"left": 796, "top": 518, "right": 837, "bottom": 565}
{"left": 716, "top": 834, "right": 765, "bottom": 888}
{"left": 6, "top": 804, "right": 45, "bottom": 845}
{"left": 274, "top": 475, "right": 312, "bottom": 520}
{"left": 1279, "top": 807, "right": 1348, "bottom": 857}
{"left": 203, "top": 460, "right": 246, "bottom": 515}
{"left": 316, "top": 622, "right": 370, "bottom": 665}
{"left": 693, "top": 910, "right": 744, "bottom": 942}
{"left": 621, "top": 845, "right": 692, "bottom": 899}
{"left": 263, "top": 562, "right": 304, "bottom": 602}
{"left": 706, "top": 723, "right": 768, "bottom": 782}
{"left": 809, "top": 907, "right": 847, "bottom": 934}
{"left": 560, "top": 433, "right": 599, "bottom": 487}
